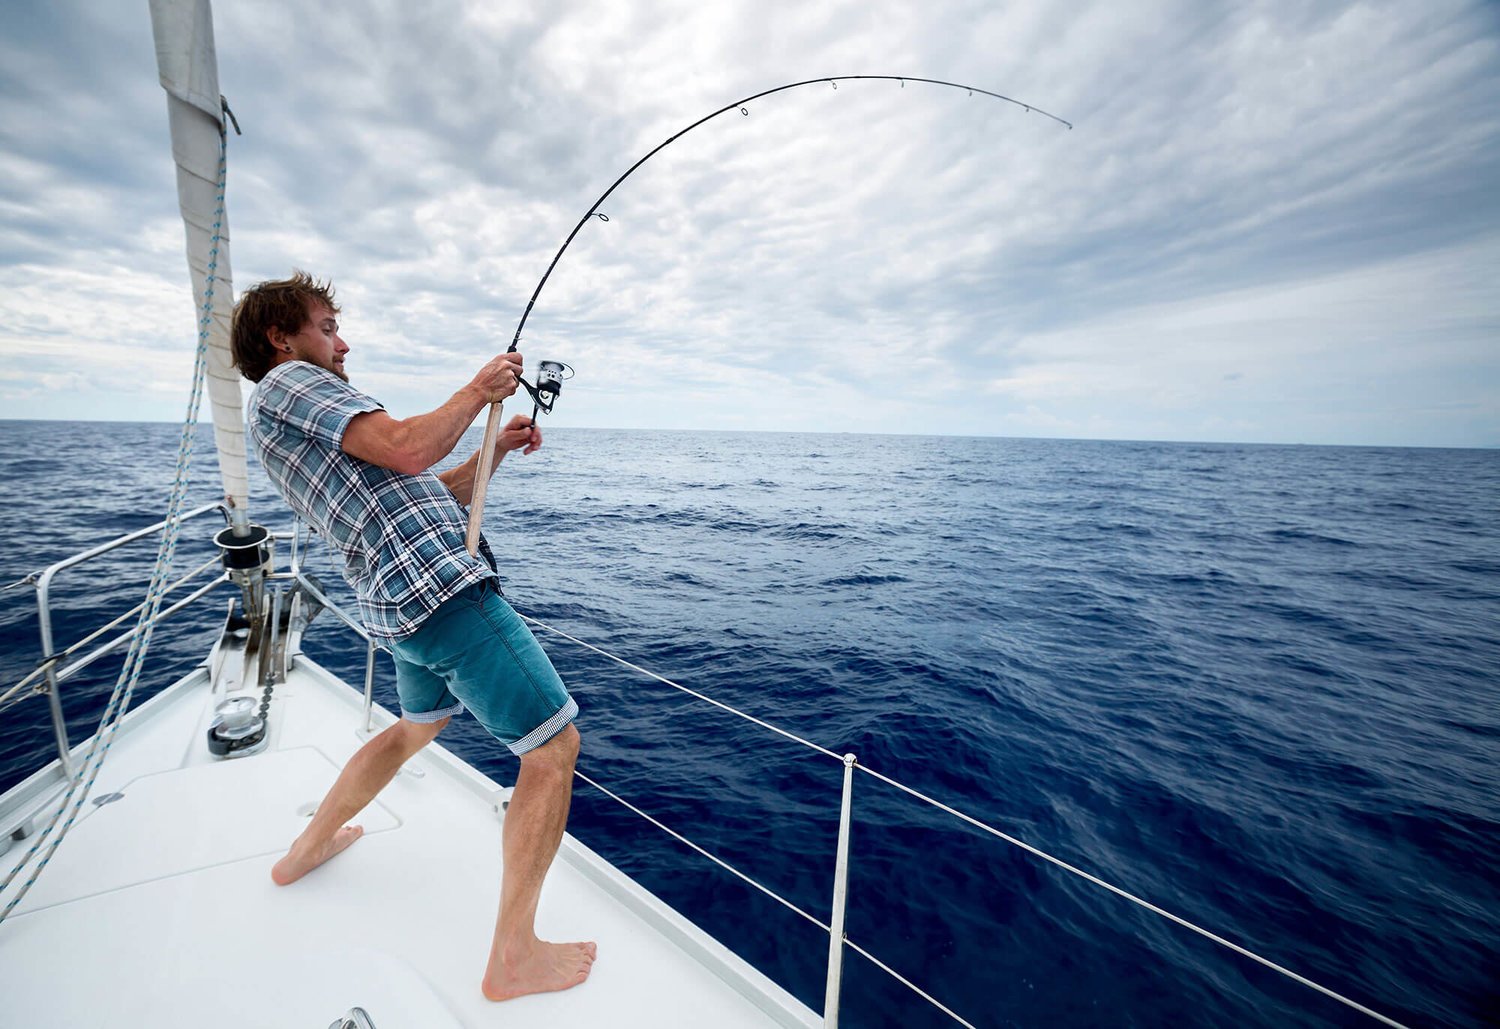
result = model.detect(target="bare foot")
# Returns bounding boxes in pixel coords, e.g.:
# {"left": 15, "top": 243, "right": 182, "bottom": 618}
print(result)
{"left": 482, "top": 939, "right": 598, "bottom": 1001}
{"left": 271, "top": 825, "right": 364, "bottom": 885}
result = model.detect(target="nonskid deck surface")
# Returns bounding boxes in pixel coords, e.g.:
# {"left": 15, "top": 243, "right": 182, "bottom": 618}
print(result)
{"left": 0, "top": 659, "right": 817, "bottom": 1028}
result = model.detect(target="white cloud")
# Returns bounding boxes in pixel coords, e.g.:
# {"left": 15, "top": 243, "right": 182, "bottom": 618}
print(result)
{"left": 980, "top": 234, "right": 1500, "bottom": 445}
{"left": 0, "top": 0, "right": 1496, "bottom": 445}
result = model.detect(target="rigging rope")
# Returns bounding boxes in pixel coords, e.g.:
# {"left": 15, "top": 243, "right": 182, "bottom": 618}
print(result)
{"left": 0, "top": 127, "right": 229, "bottom": 925}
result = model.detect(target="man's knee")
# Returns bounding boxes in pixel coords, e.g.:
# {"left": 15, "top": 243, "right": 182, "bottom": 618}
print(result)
{"left": 522, "top": 722, "right": 579, "bottom": 774}
{"left": 392, "top": 715, "right": 448, "bottom": 752}
{"left": 547, "top": 722, "right": 581, "bottom": 765}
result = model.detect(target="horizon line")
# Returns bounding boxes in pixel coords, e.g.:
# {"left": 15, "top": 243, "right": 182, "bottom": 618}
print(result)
{"left": 0, "top": 417, "right": 1493, "bottom": 452}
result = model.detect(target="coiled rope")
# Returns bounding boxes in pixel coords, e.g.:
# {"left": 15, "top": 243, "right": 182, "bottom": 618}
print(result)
{"left": 0, "top": 127, "right": 229, "bottom": 925}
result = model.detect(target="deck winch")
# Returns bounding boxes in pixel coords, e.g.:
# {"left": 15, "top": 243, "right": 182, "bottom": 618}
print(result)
{"left": 205, "top": 695, "right": 267, "bottom": 758}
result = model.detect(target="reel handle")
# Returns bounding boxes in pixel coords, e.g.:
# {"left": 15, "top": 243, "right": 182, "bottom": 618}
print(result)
{"left": 464, "top": 400, "right": 504, "bottom": 556}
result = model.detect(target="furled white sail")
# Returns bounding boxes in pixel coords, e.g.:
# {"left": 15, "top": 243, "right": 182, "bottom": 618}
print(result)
{"left": 149, "top": 0, "right": 249, "bottom": 520}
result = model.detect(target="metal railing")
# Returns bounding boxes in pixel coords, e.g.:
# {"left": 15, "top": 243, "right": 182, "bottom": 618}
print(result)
{"left": 523, "top": 615, "right": 985, "bottom": 1027}
{"left": 284, "top": 519, "right": 379, "bottom": 732}
{"left": 0, "top": 503, "right": 232, "bottom": 772}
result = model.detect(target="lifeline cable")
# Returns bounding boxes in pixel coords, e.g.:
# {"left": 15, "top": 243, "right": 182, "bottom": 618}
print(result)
{"left": 520, "top": 612, "right": 1412, "bottom": 1028}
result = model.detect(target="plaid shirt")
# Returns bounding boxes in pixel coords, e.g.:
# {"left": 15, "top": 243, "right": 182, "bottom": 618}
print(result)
{"left": 248, "top": 360, "right": 497, "bottom": 642}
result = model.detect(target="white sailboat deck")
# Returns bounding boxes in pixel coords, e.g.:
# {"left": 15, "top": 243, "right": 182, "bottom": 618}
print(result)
{"left": 0, "top": 649, "right": 818, "bottom": 1028}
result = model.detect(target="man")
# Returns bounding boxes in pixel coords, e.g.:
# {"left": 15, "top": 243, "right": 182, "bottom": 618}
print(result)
{"left": 230, "top": 271, "right": 595, "bottom": 1001}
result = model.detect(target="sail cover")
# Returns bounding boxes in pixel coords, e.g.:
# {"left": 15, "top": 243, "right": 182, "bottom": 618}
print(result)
{"left": 149, "top": 0, "right": 250, "bottom": 517}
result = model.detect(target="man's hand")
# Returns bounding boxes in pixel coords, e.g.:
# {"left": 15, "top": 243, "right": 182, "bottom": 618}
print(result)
{"left": 497, "top": 415, "right": 543, "bottom": 457}
{"left": 469, "top": 352, "right": 524, "bottom": 404}
{"left": 436, "top": 414, "right": 543, "bottom": 504}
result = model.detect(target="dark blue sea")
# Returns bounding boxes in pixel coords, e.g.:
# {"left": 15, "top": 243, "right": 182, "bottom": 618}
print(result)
{"left": 1, "top": 420, "right": 1496, "bottom": 1028}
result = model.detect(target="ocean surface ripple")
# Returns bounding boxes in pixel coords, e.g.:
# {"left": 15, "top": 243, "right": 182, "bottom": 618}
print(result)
{"left": 1, "top": 423, "right": 1496, "bottom": 1028}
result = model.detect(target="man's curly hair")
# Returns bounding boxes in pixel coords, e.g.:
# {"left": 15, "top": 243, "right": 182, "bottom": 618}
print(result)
{"left": 230, "top": 270, "right": 339, "bottom": 382}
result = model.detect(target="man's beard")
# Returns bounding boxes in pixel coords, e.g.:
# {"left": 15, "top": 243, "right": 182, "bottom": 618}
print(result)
{"left": 306, "top": 351, "right": 347, "bottom": 382}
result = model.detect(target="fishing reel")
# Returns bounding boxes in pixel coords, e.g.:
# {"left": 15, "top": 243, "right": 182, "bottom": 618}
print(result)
{"left": 515, "top": 359, "right": 574, "bottom": 424}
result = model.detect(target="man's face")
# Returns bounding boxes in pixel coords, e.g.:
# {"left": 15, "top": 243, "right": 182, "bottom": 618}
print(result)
{"left": 282, "top": 303, "right": 348, "bottom": 381}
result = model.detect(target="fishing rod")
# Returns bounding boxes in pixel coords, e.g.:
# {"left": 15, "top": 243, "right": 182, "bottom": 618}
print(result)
{"left": 465, "top": 75, "right": 1071, "bottom": 553}
{"left": 513, "top": 75, "right": 1069, "bottom": 355}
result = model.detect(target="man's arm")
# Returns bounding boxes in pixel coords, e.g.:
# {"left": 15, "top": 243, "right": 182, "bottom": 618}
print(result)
{"left": 341, "top": 353, "right": 522, "bottom": 475}
{"left": 438, "top": 416, "right": 542, "bottom": 505}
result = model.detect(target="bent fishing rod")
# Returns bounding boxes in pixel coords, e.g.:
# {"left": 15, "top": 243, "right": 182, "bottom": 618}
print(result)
{"left": 465, "top": 75, "right": 1071, "bottom": 554}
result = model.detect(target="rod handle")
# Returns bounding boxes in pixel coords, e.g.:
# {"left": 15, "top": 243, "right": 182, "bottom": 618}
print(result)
{"left": 465, "top": 400, "right": 504, "bottom": 556}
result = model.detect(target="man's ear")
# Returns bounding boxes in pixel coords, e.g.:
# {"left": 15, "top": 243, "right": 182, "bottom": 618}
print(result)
{"left": 267, "top": 327, "right": 289, "bottom": 352}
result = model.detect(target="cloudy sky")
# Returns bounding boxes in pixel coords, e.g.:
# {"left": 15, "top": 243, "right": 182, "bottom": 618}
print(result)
{"left": 2, "top": 0, "right": 1497, "bottom": 447}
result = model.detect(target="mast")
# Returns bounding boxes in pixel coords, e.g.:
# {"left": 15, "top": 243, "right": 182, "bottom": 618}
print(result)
{"left": 148, "top": 0, "right": 249, "bottom": 530}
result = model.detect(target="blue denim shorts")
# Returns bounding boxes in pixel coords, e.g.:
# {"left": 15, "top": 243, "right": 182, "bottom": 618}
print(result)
{"left": 389, "top": 579, "right": 577, "bottom": 755}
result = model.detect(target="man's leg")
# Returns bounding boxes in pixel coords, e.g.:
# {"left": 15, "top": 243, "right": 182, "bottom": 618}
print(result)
{"left": 481, "top": 723, "right": 597, "bottom": 1000}
{"left": 271, "top": 716, "right": 448, "bottom": 885}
